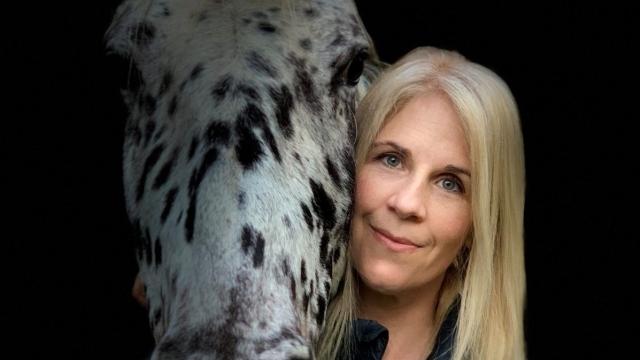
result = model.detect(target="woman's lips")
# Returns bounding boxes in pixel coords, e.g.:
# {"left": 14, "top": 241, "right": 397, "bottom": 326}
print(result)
{"left": 371, "top": 225, "right": 420, "bottom": 252}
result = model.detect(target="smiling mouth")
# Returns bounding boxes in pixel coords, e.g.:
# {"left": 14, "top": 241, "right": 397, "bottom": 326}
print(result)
{"left": 370, "top": 225, "right": 420, "bottom": 252}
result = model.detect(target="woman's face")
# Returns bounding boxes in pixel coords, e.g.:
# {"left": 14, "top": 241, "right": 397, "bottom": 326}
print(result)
{"left": 351, "top": 92, "right": 472, "bottom": 296}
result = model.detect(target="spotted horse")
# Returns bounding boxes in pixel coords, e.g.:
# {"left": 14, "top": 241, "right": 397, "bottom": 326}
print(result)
{"left": 106, "top": 0, "right": 381, "bottom": 358}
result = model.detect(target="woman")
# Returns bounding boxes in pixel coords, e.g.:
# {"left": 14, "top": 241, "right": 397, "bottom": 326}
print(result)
{"left": 317, "top": 47, "right": 526, "bottom": 360}
{"left": 133, "top": 46, "right": 526, "bottom": 359}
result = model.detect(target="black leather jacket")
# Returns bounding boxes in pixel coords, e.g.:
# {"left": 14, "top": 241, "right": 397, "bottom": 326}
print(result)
{"left": 349, "top": 299, "right": 460, "bottom": 360}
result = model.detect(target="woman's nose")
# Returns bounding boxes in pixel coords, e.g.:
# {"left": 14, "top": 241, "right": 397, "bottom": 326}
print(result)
{"left": 387, "top": 177, "right": 427, "bottom": 221}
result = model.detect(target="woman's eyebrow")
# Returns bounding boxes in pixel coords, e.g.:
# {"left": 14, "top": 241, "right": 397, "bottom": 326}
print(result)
{"left": 444, "top": 165, "right": 471, "bottom": 178}
{"left": 371, "top": 141, "right": 410, "bottom": 157}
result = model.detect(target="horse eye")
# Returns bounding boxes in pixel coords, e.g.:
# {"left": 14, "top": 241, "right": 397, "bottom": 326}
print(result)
{"left": 344, "top": 49, "right": 368, "bottom": 86}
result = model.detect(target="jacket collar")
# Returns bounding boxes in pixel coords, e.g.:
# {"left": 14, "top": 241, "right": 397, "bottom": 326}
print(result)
{"left": 352, "top": 297, "right": 460, "bottom": 360}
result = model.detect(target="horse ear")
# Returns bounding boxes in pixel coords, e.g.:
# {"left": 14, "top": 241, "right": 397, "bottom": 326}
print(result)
{"left": 104, "top": 2, "right": 134, "bottom": 57}
{"left": 104, "top": 1, "right": 149, "bottom": 109}
{"left": 104, "top": 1, "right": 154, "bottom": 57}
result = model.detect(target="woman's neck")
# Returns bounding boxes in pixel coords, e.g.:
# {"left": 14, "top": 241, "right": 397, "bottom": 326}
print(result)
{"left": 357, "top": 275, "right": 445, "bottom": 359}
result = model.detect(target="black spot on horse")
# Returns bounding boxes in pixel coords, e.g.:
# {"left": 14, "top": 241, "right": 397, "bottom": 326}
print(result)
{"left": 185, "top": 202, "right": 197, "bottom": 244}
{"left": 235, "top": 115, "right": 264, "bottom": 171}
{"left": 260, "top": 125, "right": 282, "bottom": 163}
{"left": 247, "top": 51, "right": 277, "bottom": 78}
{"left": 212, "top": 76, "right": 232, "bottom": 102}
{"left": 304, "top": 8, "right": 318, "bottom": 18}
{"left": 161, "top": 187, "right": 178, "bottom": 224}
{"left": 153, "top": 125, "right": 166, "bottom": 142}
{"left": 158, "top": 71, "right": 172, "bottom": 97}
{"left": 300, "top": 202, "right": 313, "bottom": 231}
{"left": 324, "top": 248, "right": 334, "bottom": 278}
{"left": 325, "top": 155, "right": 342, "bottom": 190}
{"left": 316, "top": 295, "right": 327, "bottom": 325}
{"left": 242, "top": 18, "right": 251, "bottom": 25}
{"left": 340, "top": 208, "right": 352, "bottom": 245}
{"left": 309, "top": 280, "right": 315, "bottom": 302}
{"left": 238, "top": 102, "right": 266, "bottom": 127}
{"left": 241, "top": 225, "right": 254, "bottom": 254}
{"left": 299, "top": 38, "right": 312, "bottom": 51}
{"left": 153, "top": 149, "right": 177, "bottom": 189}
{"left": 268, "top": 7, "right": 280, "bottom": 13}
{"left": 238, "top": 191, "right": 246, "bottom": 208}
{"left": 240, "top": 225, "right": 265, "bottom": 268}
{"left": 269, "top": 85, "right": 294, "bottom": 139}
{"left": 236, "top": 103, "right": 281, "bottom": 164}
{"left": 292, "top": 59, "right": 321, "bottom": 115}
{"left": 131, "top": 21, "right": 155, "bottom": 47}
{"left": 162, "top": 6, "right": 170, "bottom": 17}
{"left": 330, "top": 33, "right": 345, "bottom": 47}
{"left": 301, "top": 259, "right": 307, "bottom": 284}
{"left": 185, "top": 148, "right": 219, "bottom": 242}
{"left": 253, "top": 232, "right": 265, "bottom": 268}
{"left": 258, "top": 22, "right": 277, "bottom": 33}
{"left": 188, "top": 135, "right": 199, "bottom": 160}
{"left": 341, "top": 146, "right": 355, "bottom": 194}
{"left": 154, "top": 236, "right": 162, "bottom": 267}
{"left": 288, "top": 54, "right": 305, "bottom": 70}
{"left": 205, "top": 121, "right": 231, "bottom": 147}
{"left": 143, "top": 120, "right": 156, "bottom": 147}
{"left": 193, "top": 147, "right": 220, "bottom": 192}
{"left": 179, "top": 80, "right": 188, "bottom": 92}
{"left": 236, "top": 83, "right": 261, "bottom": 101}
{"left": 320, "top": 232, "right": 330, "bottom": 267}
{"left": 153, "top": 307, "right": 162, "bottom": 327}
{"left": 190, "top": 63, "right": 204, "bottom": 80}
{"left": 283, "top": 215, "right": 291, "bottom": 228}
{"left": 332, "top": 246, "right": 342, "bottom": 265}
{"left": 281, "top": 257, "right": 291, "bottom": 276}
{"left": 168, "top": 95, "right": 178, "bottom": 116}
{"left": 136, "top": 143, "right": 165, "bottom": 203}
{"left": 303, "top": 292, "right": 310, "bottom": 314}
{"left": 289, "top": 275, "right": 297, "bottom": 302}
{"left": 309, "top": 179, "right": 337, "bottom": 231}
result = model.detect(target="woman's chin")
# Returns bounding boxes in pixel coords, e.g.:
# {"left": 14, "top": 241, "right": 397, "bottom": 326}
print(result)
{"left": 358, "top": 260, "right": 411, "bottom": 295}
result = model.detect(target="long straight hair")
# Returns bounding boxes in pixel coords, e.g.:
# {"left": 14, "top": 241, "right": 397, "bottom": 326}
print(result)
{"left": 319, "top": 47, "right": 527, "bottom": 360}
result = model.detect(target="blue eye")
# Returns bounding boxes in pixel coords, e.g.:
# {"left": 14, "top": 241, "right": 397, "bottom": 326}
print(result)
{"left": 382, "top": 154, "right": 401, "bottom": 168}
{"left": 440, "top": 178, "right": 464, "bottom": 193}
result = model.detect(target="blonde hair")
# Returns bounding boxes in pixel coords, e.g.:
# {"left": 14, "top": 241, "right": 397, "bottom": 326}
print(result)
{"left": 318, "top": 47, "right": 527, "bottom": 359}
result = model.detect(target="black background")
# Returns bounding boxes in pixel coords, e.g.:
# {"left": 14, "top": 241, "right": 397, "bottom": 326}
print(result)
{"left": 8, "top": 1, "right": 637, "bottom": 359}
